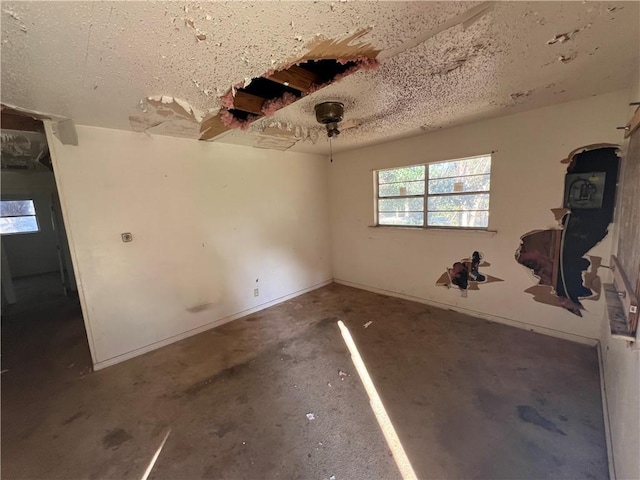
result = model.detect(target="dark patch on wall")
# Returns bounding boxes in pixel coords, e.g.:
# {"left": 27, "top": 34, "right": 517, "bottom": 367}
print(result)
{"left": 516, "top": 146, "right": 619, "bottom": 316}
{"left": 436, "top": 251, "right": 503, "bottom": 291}
{"left": 517, "top": 405, "right": 566, "bottom": 436}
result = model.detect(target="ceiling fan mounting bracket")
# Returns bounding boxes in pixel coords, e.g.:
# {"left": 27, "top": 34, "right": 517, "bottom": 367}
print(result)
{"left": 315, "top": 101, "right": 344, "bottom": 138}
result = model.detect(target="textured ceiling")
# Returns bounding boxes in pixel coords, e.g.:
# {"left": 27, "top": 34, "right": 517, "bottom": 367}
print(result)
{"left": 1, "top": 1, "right": 638, "bottom": 154}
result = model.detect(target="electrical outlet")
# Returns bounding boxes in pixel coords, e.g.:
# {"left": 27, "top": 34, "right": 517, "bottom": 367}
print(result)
{"left": 254, "top": 288, "right": 259, "bottom": 297}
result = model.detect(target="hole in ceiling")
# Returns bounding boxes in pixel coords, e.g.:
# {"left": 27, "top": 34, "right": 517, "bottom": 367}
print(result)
{"left": 209, "top": 56, "right": 378, "bottom": 136}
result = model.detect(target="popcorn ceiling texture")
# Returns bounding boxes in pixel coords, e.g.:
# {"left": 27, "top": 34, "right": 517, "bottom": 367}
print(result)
{"left": 1, "top": 1, "right": 638, "bottom": 154}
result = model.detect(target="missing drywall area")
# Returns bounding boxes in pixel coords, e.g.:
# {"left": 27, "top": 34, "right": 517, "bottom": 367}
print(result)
{"left": 515, "top": 145, "right": 619, "bottom": 316}
{"left": 436, "top": 251, "right": 503, "bottom": 292}
{"left": 212, "top": 56, "right": 378, "bottom": 134}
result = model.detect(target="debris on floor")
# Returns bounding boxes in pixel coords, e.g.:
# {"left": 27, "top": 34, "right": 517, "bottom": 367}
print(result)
{"left": 363, "top": 321, "right": 373, "bottom": 328}
{"left": 338, "top": 369, "right": 348, "bottom": 379}
{"left": 306, "top": 413, "right": 315, "bottom": 420}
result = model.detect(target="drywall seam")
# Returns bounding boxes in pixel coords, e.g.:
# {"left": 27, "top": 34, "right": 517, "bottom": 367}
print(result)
{"left": 597, "top": 340, "right": 617, "bottom": 480}
{"left": 334, "top": 278, "right": 599, "bottom": 346}
{"left": 43, "top": 120, "right": 98, "bottom": 366}
{"left": 92, "top": 278, "right": 333, "bottom": 371}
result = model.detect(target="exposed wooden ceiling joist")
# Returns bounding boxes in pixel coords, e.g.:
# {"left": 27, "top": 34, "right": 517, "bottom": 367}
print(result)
{"left": 267, "top": 65, "right": 320, "bottom": 94}
{"left": 232, "top": 91, "right": 266, "bottom": 116}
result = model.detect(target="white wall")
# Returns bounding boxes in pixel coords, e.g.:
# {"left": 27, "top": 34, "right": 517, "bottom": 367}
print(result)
{"left": 1, "top": 170, "right": 61, "bottom": 277}
{"left": 600, "top": 72, "right": 640, "bottom": 480}
{"left": 329, "top": 89, "right": 629, "bottom": 342}
{"left": 46, "top": 125, "right": 332, "bottom": 369}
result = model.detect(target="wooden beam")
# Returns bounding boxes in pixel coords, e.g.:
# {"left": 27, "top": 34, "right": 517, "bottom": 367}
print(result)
{"left": 233, "top": 91, "right": 265, "bottom": 115}
{"left": 199, "top": 113, "right": 230, "bottom": 141}
{"left": 267, "top": 65, "right": 319, "bottom": 93}
{"left": 1, "top": 112, "right": 45, "bottom": 133}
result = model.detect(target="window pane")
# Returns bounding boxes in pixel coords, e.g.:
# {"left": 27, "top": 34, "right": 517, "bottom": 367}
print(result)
{"left": 427, "top": 211, "right": 489, "bottom": 228}
{"left": 379, "top": 181, "right": 425, "bottom": 197}
{"left": 428, "top": 174, "right": 490, "bottom": 194}
{"left": 428, "top": 193, "right": 490, "bottom": 211}
{"left": 379, "top": 212, "right": 424, "bottom": 226}
{"left": 1, "top": 200, "right": 36, "bottom": 217}
{"left": 378, "top": 165, "right": 425, "bottom": 184}
{"left": 378, "top": 198, "right": 424, "bottom": 212}
{"left": 428, "top": 156, "right": 491, "bottom": 179}
{"left": 0, "top": 216, "right": 39, "bottom": 234}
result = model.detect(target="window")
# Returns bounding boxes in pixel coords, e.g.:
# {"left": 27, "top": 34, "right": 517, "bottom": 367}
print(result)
{"left": 375, "top": 154, "right": 491, "bottom": 229}
{"left": 0, "top": 200, "right": 39, "bottom": 234}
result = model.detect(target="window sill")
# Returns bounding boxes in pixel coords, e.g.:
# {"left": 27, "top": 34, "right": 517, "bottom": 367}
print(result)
{"left": 368, "top": 225, "right": 498, "bottom": 236}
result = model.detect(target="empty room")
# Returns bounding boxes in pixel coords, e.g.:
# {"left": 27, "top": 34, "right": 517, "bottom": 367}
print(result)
{"left": 1, "top": 1, "right": 639, "bottom": 479}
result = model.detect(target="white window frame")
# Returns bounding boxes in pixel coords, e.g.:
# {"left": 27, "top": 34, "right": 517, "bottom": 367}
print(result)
{"left": 374, "top": 154, "right": 492, "bottom": 230}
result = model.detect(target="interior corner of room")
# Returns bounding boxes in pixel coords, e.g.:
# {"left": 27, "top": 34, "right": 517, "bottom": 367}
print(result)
{"left": 1, "top": 2, "right": 639, "bottom": 479}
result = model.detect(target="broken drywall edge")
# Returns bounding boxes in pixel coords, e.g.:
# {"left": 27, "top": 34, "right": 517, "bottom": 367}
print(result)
{"left": 559, "top": 143, "right": 620, "bottom": 165}
{"left": 297, "top": 28, "right": 380, "bottom": 64}
{"left": 131, "top": 96, "right": 204, "bottom": 139}
{"left": 1, "top": 103, "right": 66, "bottom": 122}
{"left": 145, "top": 95, "right": 203, "bottom": 123}
{"left": 436, "top": 252, "right": 503, "bottom": 290}
{"left": 52, "top": 119, "right": 78, "bottom": 146}
{"left": 377, "top": 1, "right": 495, "bottom": 61}
{"left": 215, "top": 56, "right": 380, "bottom": 135}
{"left": 516, "top": 146, "right": 621, "bottom": 317}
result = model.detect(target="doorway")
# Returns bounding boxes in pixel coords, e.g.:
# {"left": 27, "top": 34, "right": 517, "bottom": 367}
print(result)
{"left": 1, "top": 111, "right": 92, "bottom": 373}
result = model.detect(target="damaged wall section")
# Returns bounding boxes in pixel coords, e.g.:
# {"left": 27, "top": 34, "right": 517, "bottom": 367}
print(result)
{"left": 515, "top": 145, "right": 619, "bottom": 316}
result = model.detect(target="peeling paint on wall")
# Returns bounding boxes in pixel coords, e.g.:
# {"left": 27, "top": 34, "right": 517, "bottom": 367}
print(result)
{"left": 436, "top": 251, "right": 503, "bottom": 291}
{"left": 515, "top": 145, "right": 620, "bottom": 316}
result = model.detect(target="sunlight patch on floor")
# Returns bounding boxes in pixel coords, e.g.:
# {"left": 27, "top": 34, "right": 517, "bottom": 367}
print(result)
{"left": 337, "top": 320, "right": 418, "bottom": 480}
{"left": 141, "top": 429, "right": 171, "bottom": 480}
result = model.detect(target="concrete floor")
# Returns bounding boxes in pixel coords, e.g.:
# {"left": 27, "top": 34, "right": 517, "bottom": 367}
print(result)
{"left": 2, "top": 282, "right": 608, "bottom": 479}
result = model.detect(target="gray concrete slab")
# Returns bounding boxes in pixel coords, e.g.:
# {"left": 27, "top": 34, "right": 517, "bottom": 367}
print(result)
{"left": 1, "top": 283, "right": 608, "bottom": 479}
